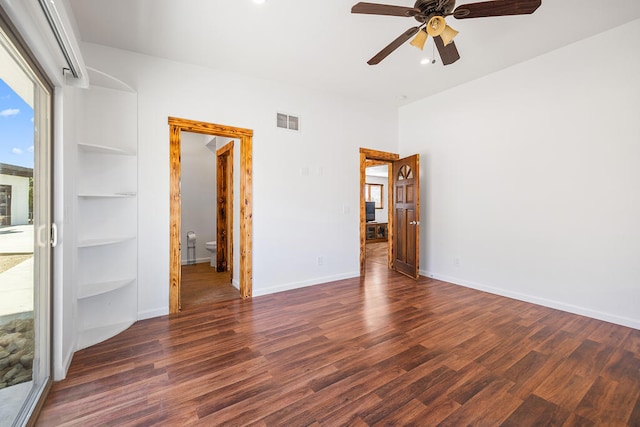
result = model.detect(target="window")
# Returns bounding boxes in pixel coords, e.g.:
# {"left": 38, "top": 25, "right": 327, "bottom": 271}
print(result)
{"left": 365, "top": 183, "right": 383, "bottom": 209}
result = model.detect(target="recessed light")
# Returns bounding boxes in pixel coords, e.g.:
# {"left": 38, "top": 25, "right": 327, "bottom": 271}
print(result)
{"left": 253, "top": 0, "right": 266, "bottom": 4}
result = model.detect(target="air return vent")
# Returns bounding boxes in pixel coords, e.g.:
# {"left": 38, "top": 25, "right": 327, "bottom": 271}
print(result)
{"left": 277, "top": 113, "right": 300, "bottom": 131}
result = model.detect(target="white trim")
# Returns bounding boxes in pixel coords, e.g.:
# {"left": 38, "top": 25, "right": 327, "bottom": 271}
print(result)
{"left": 53, "top": 340, "right": 74, "bottom": 380}
{"left": 252, "top": 272, "right": 360, "bottom": 297}
{"left": 137, "top": 307, "right": 169, "bottom": 320}
{"left": 420, "top": 269, "right": 640, "bottom": 330}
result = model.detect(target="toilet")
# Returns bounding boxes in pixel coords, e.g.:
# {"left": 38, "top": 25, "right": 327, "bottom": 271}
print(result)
{"left": 205, "top": 241, "right": 217, "bottom": 267}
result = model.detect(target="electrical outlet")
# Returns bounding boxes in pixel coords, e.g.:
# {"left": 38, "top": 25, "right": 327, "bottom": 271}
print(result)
{"left": 454, "top": 258, "right": 460, "bottom": 267}
{"left": 317, "top": 256, "right": 323, "bottom": 266}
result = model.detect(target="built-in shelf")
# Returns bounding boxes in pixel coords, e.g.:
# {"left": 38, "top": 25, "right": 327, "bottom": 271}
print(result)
{"left": 78, "top": 279, "right": 136, "bottom": 300}
{"left": 77, "top": 321, "right": 135, "bottom": 350}
{"left": 77, "top": 236, "right": 136, "bottom": 248}
{"left": 78, "top": 192, "right": 137, "bottom": 198}
{"left": 78, "top": 142, "right": 135, "bottom": 156}
{"left": 75, "top": 72, "right": 138, "bottom": 352}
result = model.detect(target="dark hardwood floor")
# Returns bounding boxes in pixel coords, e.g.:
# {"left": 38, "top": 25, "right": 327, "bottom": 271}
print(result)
{"left": 180, "top": 262, "right": 239, "bottom": 309}
{"left": 36, "top": 247, "right": 640, "bottom": 426}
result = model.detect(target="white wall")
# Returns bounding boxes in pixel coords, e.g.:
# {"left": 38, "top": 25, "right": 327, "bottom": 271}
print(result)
{"left": 365, "top": 174, "right": 388, "bottom": 223}
{"left": 79, "top": 42, "right": 398, "bottom": 316}
{"left": 180, "top": 132, "right": 216, "bottom": 264}
{"left": 399, "top": 19, "right": 640, "bottom": 329}
{"left": 0, "top": 175, "right": 29, "bottom": 224}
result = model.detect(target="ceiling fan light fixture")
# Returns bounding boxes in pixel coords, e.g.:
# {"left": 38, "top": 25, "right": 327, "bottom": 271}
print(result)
{"left": 409, "top": 29, "right": 428, "bottom": 50}
{"left": 426, "top": 16, "right": 446, "bottom": 37}
{"left": 440, "top": 24, "right": 458, "bottom": 46}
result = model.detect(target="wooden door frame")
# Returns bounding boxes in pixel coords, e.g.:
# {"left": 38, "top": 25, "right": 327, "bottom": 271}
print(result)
{"left": 359, "top": 148, "right": 399, "bottom": 275}
{"left": 216, "top": 141, "right": 233, "bottom": 276}
{"left": 169, "top": 117, "right": 253, "bottom": 314}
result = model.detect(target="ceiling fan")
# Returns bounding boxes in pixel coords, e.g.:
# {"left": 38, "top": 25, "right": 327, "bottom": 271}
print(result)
{"left": 351, "top": 0, "right": 541, "bottom": 65}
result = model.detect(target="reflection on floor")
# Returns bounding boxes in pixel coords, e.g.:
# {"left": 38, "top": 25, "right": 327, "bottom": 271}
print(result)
{"left": 366, "top": 241, "right": 388, "bottom": 266}
{"left": 180, "top": 262, "right": 239, "bottom": 309}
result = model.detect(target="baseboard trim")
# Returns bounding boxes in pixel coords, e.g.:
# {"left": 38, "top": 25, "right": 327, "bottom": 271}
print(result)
{"left": 53, "top": 342, "right": 75, "bottom": 381}
{"left": 420, "top": 269, "right": 640, "bottom": 330}
{"left": 138, "top": 307, "right": 169, "bottom": 320}
{"left": 252, "top": 272, "right": 360, "bottom": 297}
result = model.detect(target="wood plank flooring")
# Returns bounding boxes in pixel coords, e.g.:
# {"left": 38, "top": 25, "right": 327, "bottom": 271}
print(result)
{"left": 180, "top": 262, "right": 239, "bottom": 309}
{"left": 36, "top": 249, "right": 640, "bottom": 426}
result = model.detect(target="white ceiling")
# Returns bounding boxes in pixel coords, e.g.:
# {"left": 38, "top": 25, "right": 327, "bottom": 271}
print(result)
{"left": 67, "top": 0, "right": 640, "bottom": 107}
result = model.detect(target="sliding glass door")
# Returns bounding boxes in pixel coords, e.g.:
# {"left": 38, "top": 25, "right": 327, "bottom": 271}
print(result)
{"left": 0, "top": 15, "right": 52, "bottom": 426}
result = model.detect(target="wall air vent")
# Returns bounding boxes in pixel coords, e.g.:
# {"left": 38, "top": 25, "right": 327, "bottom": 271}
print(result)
{"left": 276, "top": 113, "right": 300, "bottom": 131}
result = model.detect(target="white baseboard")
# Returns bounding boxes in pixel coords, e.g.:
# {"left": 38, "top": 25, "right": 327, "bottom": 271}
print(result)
{"left": 138, "top": 307, "right": 169, "bottom": 320}
{"left": 252, "top": 272, "right": 360, "bottom": 297}
{"left": 53, "top": 341, "right": 75, "bottom": 381}
{"left": 420, "top": 269, "right": 640, "bottom": 330}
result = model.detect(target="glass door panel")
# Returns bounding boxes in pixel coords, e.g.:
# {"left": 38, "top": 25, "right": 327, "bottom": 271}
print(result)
{"left": 0, "top": 19, "right": 51, "bottom": 426}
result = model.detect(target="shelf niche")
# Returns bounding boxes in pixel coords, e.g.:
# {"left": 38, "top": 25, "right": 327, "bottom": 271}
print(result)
{"left": 74, "top": 68, "right": 138, "bottom": 351}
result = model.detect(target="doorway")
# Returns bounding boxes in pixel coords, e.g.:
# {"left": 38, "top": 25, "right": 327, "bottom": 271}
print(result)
{"left": 178, "top": 133, "right": 236, "bottom": 309}
{"left": 359, "top": 148, "right": 398, "bottom": 275}
{"left": 0, "top": 185, "right": 11, "bottom": 225}
{"left": 168, "top": 117, "right": 253, "bottom": 314}
{"left": 364, "top": 163, "right": 390, "bottom": 270}
{"left": 360, "top": 148, "right": 421, "bottom": 279}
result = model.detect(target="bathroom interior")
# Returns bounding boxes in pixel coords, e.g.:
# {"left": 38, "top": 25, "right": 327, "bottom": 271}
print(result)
{"left": 180, "top": 131, "right": 240, "bottom": 307}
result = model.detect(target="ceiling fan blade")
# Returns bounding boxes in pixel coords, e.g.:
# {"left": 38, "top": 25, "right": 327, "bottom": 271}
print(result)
{"left": 453, "top": 0, "right": 541, "bottom": 19}
{"left": 352, "top": 2, "right": 421, "bottom": 17}
{"left": 433, "top": 36, "right": 460, "bottom": 65}
{"left": 367, "top": 26, "right": 420, "bottom": 65}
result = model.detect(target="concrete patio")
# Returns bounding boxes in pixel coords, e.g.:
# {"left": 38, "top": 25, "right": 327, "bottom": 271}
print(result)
{"left": 0, "top": 225, "right": 34, "bottom": 317}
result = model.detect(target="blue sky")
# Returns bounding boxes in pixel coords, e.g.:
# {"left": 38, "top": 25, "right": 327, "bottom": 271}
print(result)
{"left": 0, "top": 78, "right": 34, "bottom": 169}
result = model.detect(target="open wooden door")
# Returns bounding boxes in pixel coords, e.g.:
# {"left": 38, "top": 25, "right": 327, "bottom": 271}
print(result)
{"left": 393, "top": 154, "right": 420, "bottom": 279}
{"left": 216, "top": 141, "right": 233, "bottom": 278}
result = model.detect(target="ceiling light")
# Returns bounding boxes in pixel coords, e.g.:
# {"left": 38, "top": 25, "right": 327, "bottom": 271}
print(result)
{"left": 426, "top": 16, "right": 446, "bottom": 37}
{"left": 420, "top": 58, "right": 430, "bottom": 65}
{"left": 253, "top": 0, "right": 266, "bottom": 4}
{"left": 426, "top": 16, "right": 458, "bottom": 46}
{"left": 409, "top": 29, "right": 428, "bottom": 50}
{"left": 440, "top": 25, "right": 459, "bottom": 46}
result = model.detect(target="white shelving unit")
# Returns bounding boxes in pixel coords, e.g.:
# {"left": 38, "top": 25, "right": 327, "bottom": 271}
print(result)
{"left": 75, "top": 68, "right": 138, "bottom": 350}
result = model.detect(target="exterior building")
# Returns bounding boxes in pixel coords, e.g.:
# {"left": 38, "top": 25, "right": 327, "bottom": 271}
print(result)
{"left": 0, "top": 163, "right": 32, "bottom": 226}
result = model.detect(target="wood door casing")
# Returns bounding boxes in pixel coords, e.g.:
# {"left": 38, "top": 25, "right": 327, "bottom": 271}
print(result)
{"left": 168, "top": 117, "right": 253, "bottom": 314}
{"left": 393, "top": 154, "right": 420, "bottom": 279}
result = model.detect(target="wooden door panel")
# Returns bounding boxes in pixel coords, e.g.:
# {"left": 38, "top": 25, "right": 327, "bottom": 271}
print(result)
{"left": 406, "top": 209, "right": 416, "bottom": 265}
{"left": 392, "top": 154, "right": 420, "bottom": 279}
{"left": 406, "top": 184, "right": 414, "bottom": 203}
{"left": 395, "top": 208, "right": 406, "bottom": 262}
